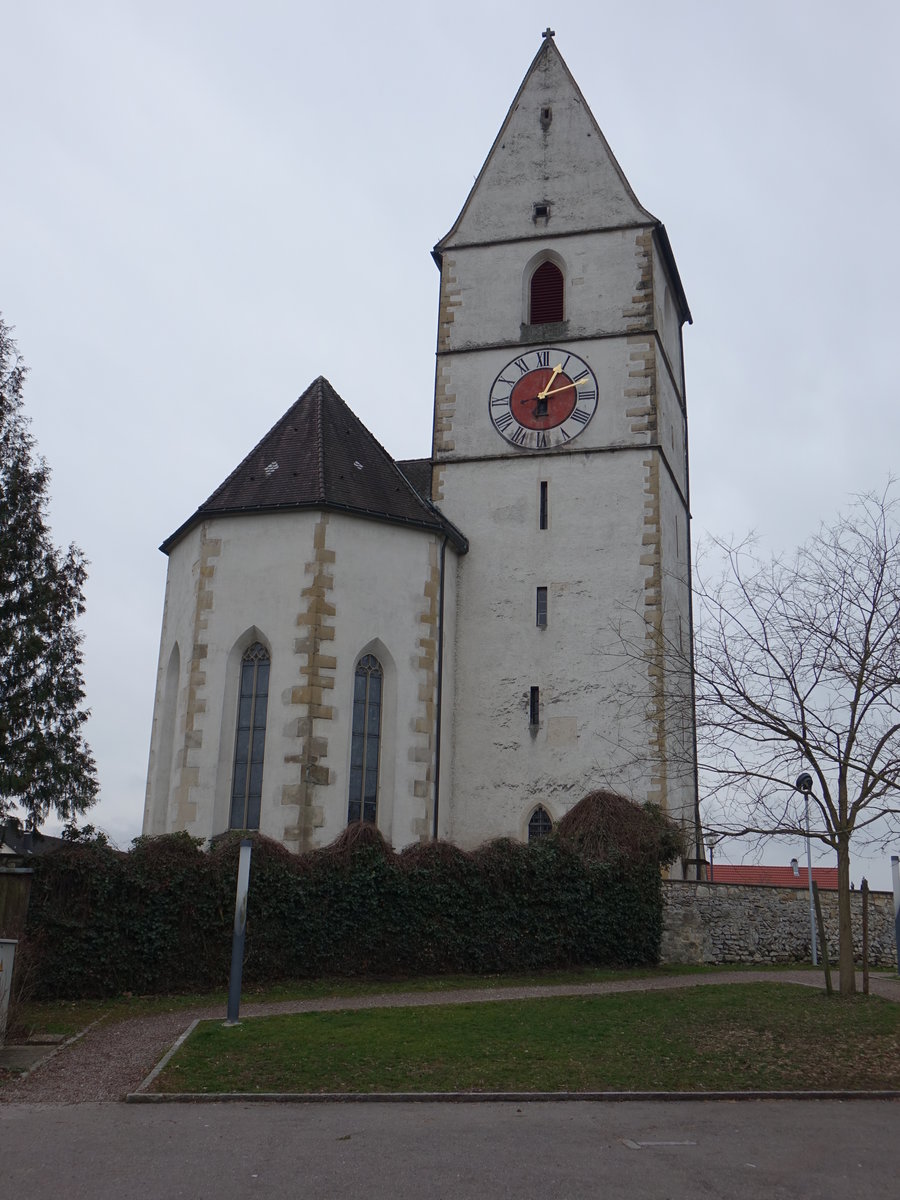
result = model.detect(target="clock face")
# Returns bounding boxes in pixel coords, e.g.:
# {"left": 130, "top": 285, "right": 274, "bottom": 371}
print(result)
{"left": 488, "top": 348, "right": 598, "bottom": 448}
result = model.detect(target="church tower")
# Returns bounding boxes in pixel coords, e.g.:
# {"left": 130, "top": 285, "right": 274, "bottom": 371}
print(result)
{"left": 143, "top": 30, "right": 699, "bottom": 869}
{"left": 431, "top": 32, "right": 698, "bottom": 857}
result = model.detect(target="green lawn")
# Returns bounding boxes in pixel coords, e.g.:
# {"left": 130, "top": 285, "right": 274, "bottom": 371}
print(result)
{"left": 149, "top": 982, "right": 900, "bottom": 1094}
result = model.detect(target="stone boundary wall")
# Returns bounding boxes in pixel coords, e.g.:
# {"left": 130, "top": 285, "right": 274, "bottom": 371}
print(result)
{"left": 661, "top": 880, "right": 899, "bottom": 968}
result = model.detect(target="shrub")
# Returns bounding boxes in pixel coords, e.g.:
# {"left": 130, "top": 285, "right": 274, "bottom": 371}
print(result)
{"left": 25, "top": 797, "right": 671, "bottom": 998}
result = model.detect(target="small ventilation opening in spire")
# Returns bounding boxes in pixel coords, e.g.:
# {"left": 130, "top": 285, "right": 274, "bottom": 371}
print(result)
{"left": 540, "top": 105, "right": 552, "bottom": 130}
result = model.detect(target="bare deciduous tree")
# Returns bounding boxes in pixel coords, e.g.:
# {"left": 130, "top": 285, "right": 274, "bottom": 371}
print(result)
{"left": 695, "top": 486, "right": 900, "bottom": 995}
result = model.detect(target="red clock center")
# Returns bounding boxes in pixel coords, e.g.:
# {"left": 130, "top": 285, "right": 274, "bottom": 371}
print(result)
{"left": 509, "top": 369, "right": 578, "bottom": 430}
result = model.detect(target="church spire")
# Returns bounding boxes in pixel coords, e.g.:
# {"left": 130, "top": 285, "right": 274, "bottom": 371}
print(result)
{"left": 435, "top": 35, "right": 654, "bottom": 255}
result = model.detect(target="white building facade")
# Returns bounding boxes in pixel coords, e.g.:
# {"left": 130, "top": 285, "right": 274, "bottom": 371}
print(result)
{"left": 143, "top": 34, "right": 700, "bottom": 871}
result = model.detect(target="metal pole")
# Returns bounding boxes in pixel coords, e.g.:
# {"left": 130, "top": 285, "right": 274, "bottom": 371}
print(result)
{"left": 892, "top": 855, "right": 900, "bottom": 977}
{"left": 225, "top": 839, "right": 253, "bottom": 1026}
{"left": 806, "top": 793, "right": 817, "bottom": 966}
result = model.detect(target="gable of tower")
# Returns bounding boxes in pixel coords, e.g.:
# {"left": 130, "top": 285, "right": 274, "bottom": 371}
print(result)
{"left": 437, "top": 38, "right": 652, "bottom": 252}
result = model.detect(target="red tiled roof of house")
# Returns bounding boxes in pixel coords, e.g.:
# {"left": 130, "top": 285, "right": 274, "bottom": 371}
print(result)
{"left": 710, "top": 864, "right": 839, "bottom": 889}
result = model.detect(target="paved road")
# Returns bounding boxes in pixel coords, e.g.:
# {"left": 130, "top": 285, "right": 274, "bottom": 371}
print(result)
{"left": 2, "top": 1098, "right": 899, "bottom": 1199}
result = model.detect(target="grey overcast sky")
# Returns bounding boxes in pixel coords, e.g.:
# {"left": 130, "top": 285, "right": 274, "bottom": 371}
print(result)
{"left": 3, "top": 0, "right": 899, "bottom": 887}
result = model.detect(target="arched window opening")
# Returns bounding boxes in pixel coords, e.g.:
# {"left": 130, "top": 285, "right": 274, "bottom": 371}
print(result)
{"left": 348, "top": 654, "right": 383, "bottom": 824}
{"left": 528, "top": 806, "right": 552, "bottom": 842}
{"left": 230, "top": 642, "right": 269, "bottom": 830}
{"left": 529, "top": 261, "right": 564, "bottom": 324}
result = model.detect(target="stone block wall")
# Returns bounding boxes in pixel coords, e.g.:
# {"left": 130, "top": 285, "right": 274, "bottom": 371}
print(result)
{"left": 661, "top": 880, "right": 898, "bottom": 968}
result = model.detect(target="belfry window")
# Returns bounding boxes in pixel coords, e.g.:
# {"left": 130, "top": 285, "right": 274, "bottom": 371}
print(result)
{"left": 529, "top": 261, "right": 564, "bottom": 324}
{"left": 230, "top": 642, "right": 269, "bottom": 830}
{"left": 528, "top": 806, "right": 552, "bottom": 842}
{"left": 348, "top": 654, "right": 383, "bottom": 824}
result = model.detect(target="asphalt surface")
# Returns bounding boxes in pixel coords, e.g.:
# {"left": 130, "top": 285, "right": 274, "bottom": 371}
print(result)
{"left": 3, "top": 1098, "right": 899, "bottom": 1199}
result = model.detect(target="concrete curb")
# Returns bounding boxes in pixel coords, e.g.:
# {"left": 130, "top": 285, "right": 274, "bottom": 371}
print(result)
{"left": 125, "top": 1088, "right": 900, "bottom": 1104}
{"left": 131, "top": 1018, "right": 201, "bottom": 1096}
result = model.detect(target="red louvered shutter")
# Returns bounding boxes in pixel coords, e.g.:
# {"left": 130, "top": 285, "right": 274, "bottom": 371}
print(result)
{"left": 529, "top": 261, "right": 564, "bottom": 323}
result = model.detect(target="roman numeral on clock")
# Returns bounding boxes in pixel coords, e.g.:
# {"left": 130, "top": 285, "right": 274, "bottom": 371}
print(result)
{"left": 535, "top": 350, "right": 550, "bottom": 367}
{"left": 570, "top": 408, "right": 591, "bottom": 425}
{"left": 511, "top": 426, "right": 529, "bottom": 446}
{"left": 494, "top": 412, "right": 514, "bottom": 432}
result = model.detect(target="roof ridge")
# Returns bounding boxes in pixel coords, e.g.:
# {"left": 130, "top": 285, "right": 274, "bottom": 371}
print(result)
{"left": 314, "top": 376, "right": 327, "bottom": 502}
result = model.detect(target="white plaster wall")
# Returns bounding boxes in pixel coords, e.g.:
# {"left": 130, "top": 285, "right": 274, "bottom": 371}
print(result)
{"left": 439, "top": 338, "right": 655, "bottom": 463}
{"left": 144, "top": 511, "right": 455, "bottom": 851}
{"left": 143, "top": 525, "right": 205, "bottom": 837}
{"left": 440, "top": 452, "right": 661, "bottom": 848}
{"left": 435, "top": 546, "right": 459, "bottom": 842}
{"left": 445, "top": 44, "right": 648, "bottom": 247}
{"left": 656, "top": 466, "right": 697, "bottom": 832}
{"left": 445, "top": 230, "right": 651, "bottom": 352}
{"left": 652, "top": 242, "right": 686, "bottom": 391}
{"left": 655, "top": 360, "right": 687, "bottom": 497}
{"left": 320, "top": 515, "right": 454, "bottom": 850}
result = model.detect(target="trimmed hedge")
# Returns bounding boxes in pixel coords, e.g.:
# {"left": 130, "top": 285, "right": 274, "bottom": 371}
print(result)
{"left": 25, "top": 827, "right": 666, "bottom": 999}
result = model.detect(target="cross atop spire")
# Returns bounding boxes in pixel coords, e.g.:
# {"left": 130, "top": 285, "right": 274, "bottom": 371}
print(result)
{"left": 541, "top": 26, "right": 555, "bottom": 40}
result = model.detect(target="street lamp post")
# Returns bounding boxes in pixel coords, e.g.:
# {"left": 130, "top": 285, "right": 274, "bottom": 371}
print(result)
{"left": 795, "top": 773, "right": 818, "bottom": 966}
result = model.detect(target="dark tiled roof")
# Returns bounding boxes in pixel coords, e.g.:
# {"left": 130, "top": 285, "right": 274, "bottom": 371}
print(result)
{"left": 710, "top": 865, "right": 839, "bottom": 890}
{"left": 161, "top": 378, "right": 466, "bottom": 553}
{"left": 1, "top": 820, "right": 65, "bottom": 860}
{"left": 396, "top": 457, "right": 433, "bottom": 500}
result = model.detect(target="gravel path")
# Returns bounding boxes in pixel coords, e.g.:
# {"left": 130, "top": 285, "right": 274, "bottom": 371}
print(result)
{"left": 3, "top": 969, "right": 899, "bottom": 1104}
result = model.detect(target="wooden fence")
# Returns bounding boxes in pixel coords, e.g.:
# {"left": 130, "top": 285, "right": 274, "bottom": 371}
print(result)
{"left": 0, "top": 869, "right": 34, "bottom": 937}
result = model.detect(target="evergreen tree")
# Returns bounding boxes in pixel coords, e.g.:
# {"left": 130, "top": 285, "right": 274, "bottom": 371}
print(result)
{"left": 0, "top": 316, "right": 98, "bottom": 825}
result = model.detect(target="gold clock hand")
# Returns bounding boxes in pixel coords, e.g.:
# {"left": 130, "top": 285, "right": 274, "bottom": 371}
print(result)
{"left": 536, "top": 364, "right": 562, "bottom": 399}
{"left": 541, "top": 378, "right": 591, "bottom": 397}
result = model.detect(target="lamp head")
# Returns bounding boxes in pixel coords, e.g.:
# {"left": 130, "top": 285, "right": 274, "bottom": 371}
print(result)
{"left": 795, "top": 772, "right": 813, "bottom": 794}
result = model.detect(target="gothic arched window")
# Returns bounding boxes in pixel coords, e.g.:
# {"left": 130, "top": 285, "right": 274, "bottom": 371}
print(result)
{"left": 528, "top": 805, "right": 552, "bottom": 842}
{"left": 229, "top": 642, "right": 269, "bottom": 830}
{"left": 529, "top": 261, "right": 564, "bottom": 324}
{"left": 348, "top": 654, "right": 383, "bottom": 824}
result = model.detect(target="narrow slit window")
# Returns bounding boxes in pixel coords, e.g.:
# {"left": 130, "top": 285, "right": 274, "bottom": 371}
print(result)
{"left": 230, "top": 642, "right": 269, "bottom": 830}
{"left": 348, "top": 654, "right": 383, "bottom": 825}
{"left": 536, "top": 586, "right": 548, "bottom": 628}
{"left": 539, "top": 481, "right": 548, "bottom": 529}
{"left": 529, "top": 261, "right": 564, "bottom": 323}
{"left": 529, "top": 686, "right": 540, "bottom": 727}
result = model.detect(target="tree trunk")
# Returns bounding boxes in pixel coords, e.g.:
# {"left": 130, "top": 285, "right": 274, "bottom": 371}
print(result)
{"left": 836, "top": 832, "right": 856, "bottom": 995}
